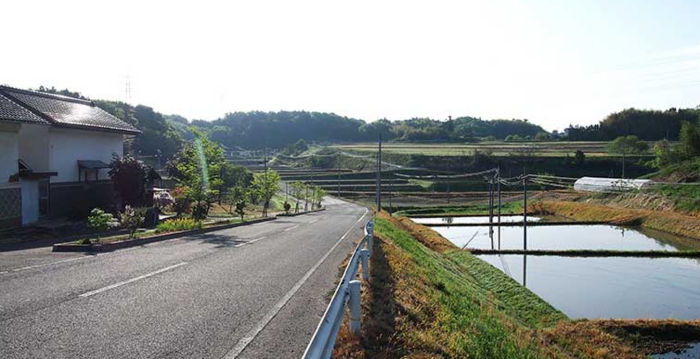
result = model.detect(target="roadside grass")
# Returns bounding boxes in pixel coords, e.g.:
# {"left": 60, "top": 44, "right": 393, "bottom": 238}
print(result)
{"left": 333, "top": 212, "right": 644, "bottom": 358}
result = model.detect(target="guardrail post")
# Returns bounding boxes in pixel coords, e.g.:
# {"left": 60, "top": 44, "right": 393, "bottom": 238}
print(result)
{"left": 360, "top": 249, "right": 370, "bottom": 280}
{"left": 349, "top": 280, "right": 362, "bottom": 337}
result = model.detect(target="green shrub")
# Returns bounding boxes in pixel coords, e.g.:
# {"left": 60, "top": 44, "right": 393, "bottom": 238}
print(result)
{"left": 87, "top": 208, "right": 120, "bottom": 232}
{"left": 156, "top": 218, "right": 203, "bottom": 233}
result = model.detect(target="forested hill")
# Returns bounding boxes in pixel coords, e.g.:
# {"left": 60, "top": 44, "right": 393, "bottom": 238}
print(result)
{"left": 566, "top": 107, "right": 700, "bottom": 141}
{"left": 191, "top": 112, "right": 548, "bottom": 149}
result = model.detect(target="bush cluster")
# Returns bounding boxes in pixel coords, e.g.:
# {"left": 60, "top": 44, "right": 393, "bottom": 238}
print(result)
{"left": 156, "top": 218, "right": 203, "bottom": 233}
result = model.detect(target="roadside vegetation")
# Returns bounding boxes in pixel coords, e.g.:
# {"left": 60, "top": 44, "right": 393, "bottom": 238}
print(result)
{"left": 334, "top": 212, "right": 648, "bottom": 359}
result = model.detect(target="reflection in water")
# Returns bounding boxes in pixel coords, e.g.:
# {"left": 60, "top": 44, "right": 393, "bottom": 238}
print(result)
{"left": 434, "top": 224, "right": 698, "bottom": 251}
{"left": 478, "top": 255, "right": 700, "bottom": 319}
{"left": 412, "top": 216, "right": 541, "bottom": 225}
{"left": 651, "top": 342, "right": 700, "bottom": 359}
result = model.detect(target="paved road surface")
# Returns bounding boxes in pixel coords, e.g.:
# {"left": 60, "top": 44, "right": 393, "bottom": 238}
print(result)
{"left": 0, "top": 197, "right": 368, "bottom": 359}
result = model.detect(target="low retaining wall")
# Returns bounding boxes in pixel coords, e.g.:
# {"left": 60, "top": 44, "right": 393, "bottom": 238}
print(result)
{"left": 53, "top": 217, "right": 277, "bottom": 253}
{"left": 0, "top": 185, "right": 21, "bottom": 229}
{"left": 277, "top": 208, "right": 326, "bottom": 217}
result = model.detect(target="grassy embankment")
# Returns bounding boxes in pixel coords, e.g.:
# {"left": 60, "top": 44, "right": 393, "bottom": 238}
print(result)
{"left": 333, "top": 212, "right": 651, "bottom": 359}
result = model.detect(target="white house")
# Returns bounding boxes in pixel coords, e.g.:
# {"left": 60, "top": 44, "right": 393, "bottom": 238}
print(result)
{"left": 0, "top": 86, "right": 140, "bottom": 228}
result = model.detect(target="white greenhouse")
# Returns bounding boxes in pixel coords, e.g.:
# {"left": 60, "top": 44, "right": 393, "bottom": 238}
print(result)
{"left": 573, "top": 177, "right": 655, "bottom": 192}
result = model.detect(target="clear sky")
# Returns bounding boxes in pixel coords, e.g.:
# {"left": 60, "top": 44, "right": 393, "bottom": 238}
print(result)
{"left": 3, "top": 0, "right": 700, "bottom": 131}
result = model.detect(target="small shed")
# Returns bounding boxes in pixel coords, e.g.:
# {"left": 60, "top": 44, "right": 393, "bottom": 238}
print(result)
{"left": 573, "top": 177, "right": 654, "bottom": 192}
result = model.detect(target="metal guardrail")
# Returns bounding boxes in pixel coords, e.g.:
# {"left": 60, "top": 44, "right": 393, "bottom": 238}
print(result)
{"left": 302, "top": 220, "right": 374, "bottom": 359}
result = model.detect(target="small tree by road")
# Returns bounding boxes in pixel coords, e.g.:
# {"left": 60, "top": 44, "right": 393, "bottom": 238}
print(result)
{"left": 226, "top": 186, "right": 249, "bottom": 221}
{"left": 253, "top": 170, "right": 281, "bottom": 217}
{"left": 607, "top": 135, "right": 649, "bottom": 178}
{"left": 290, "top": 182, "right": 306, "bottom": 213}
{"left": 313, "top": 186, "right": 327, "bottom": 209}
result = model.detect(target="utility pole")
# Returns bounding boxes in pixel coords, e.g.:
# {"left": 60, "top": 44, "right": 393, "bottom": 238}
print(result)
{"left": 285, "top": 181, "right": 289, "bottom": 202}
{"left": 489, "top": 179, "right": 495, "bottom": 239}
{"left": 376, "top": 134, "right": 382, "bottom": 212}
{"left": 312, "top": 185, "right": 316, "bottom": 210}
{"left": 388, "top": 180, "right": 393, "bottom": 214}
{"left": 337, "top": 152, "right": 341, "bottom": 197}
{"left": 523, "top": 176, "right": 528, "bottom": 251}
{"left": 446, "top": 164, "right": 451, "bottom": 205}
{"left": 497, "top": 168, "right": 502, "bottom": 224}
{"left": 310, "top": 155, "right": 314, "bottom": 208}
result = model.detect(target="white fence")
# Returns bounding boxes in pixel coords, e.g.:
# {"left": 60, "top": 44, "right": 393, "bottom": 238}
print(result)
{"left": 302, "top": 220, "right": 374, "bottom": 359}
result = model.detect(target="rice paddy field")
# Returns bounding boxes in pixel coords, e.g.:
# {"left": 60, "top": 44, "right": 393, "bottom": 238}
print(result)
{"left": 331, "top": 141, "right": 639, "bottom": 158}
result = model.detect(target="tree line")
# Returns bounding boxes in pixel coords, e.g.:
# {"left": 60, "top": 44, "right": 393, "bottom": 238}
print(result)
{"left": 566, "top": 107, "right": 700, "bottom": 141}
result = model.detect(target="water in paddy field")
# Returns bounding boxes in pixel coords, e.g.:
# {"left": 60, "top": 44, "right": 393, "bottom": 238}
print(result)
{"left": 429, "top": 224, "right": 700, "bottom": 251}
{"left": 410, "top": 215, "right": 541, "bottom": 225}
{"left": 477, "top": 255, "right": 700, "bottom": 319}
{"left": 424, "top": 218, "right": 700, "bottom": 319}
{"left": 651, "top": 342, "right": 700, "bottom": 358}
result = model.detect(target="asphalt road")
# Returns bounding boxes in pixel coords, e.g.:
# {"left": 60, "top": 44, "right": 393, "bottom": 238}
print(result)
{"left": 0, "top": 197, "right": 369, "bottom": 359}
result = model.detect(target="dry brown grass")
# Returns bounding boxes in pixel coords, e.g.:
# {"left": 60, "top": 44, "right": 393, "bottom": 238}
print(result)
{"left": 532, "top": 201, "right": 700, "bottom": 240}
{"left": 544, "top": 319, "right": 700, "bottom": 357}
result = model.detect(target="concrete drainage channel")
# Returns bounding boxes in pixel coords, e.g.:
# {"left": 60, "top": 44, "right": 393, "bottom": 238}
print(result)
{"left": 302, "top": 220, "right": 374, "bottom": 359}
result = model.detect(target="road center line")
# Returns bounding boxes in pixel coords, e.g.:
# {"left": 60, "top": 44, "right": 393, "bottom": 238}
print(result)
{"left": 234, "top": 236, "right": 267, "bottom": 248}
{"left": 284, "top": 225, "right": 299, "bottom": 232}
{"left": 308, "top": 219, "right": 319, "bottom": 224}
{"left": 79, "top": 262, "right": 188, "bottom": 298}
{"left": 223, "top": 207, "right": 369, "bottom": 358}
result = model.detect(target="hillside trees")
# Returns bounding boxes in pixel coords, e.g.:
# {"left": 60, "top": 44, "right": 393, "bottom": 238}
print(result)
{"left": 566, "top": 107, "right": 700, "bottom": 141}
{"left": 167, "top": 128, "right": 253, "bottom": 219}
{"left": 608, "top": 136, "right": 649, "bottom": 177}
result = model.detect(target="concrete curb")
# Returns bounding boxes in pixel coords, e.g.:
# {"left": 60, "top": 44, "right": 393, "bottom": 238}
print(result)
{"left": 53, "top": 217, "right": 278, "bottom": 253}
{"left": 276, "top": 208, "right": 326, "bottom": 217}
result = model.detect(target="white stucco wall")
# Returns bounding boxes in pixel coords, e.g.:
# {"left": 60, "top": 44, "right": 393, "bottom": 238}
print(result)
{"left": 49, "top": 128, "right": 124, "bottom": 183}
{"left": 21, "top": 179, "right": 38, "bottom": 225}
{"left": 0, "top": 123, "right": 20, "bottom": 183}
{"left": 18, "top": 124, "right": 50, "bottom": 171}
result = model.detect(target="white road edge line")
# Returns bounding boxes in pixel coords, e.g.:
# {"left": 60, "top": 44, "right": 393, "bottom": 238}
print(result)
{"left": 284, "top": 225, "right": 299, "bottom": 232}
{"left": 11, "top": 255, "right": 93, "bottom": 272}
{"left": 78, "top": 262, "right": 188, "bottom": 298}
{"left": 308, "top": 219, "right": 319, "bottom": 224}
{"left": 223, "top": 207, "right": 369, "bottom": 359}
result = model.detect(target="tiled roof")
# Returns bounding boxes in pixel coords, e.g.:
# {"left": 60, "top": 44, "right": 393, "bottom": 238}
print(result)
{"left": 0, "top": 92, "right": 49, "bottom": 125}
{"left": 0, "top": 86, "right": 140, "bottom": 134}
